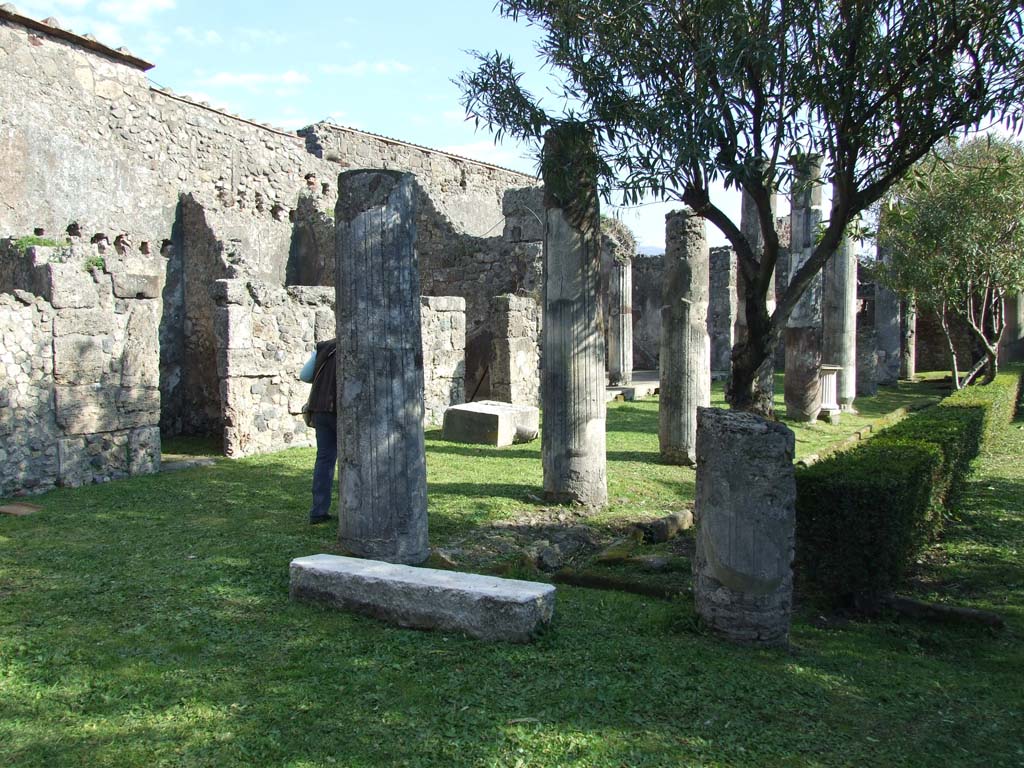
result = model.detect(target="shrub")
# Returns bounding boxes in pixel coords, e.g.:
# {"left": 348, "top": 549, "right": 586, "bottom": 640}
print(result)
{"left": 795, "top": 368, "right": 1022, "bottom": 605}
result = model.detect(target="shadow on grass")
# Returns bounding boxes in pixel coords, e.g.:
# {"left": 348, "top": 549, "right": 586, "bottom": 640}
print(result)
{"left": 425, "top": 443, "right": 540, "bottom": 461}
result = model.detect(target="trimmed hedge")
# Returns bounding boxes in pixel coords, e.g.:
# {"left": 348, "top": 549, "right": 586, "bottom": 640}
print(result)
{"left": 795, "top": 368, "right": 1022, "bottom": 605}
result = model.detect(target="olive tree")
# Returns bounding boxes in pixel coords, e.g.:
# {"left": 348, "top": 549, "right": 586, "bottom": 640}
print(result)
{"left": 458, "top": 0, "right": 1024, "bottom": 413}
{"left": 879, "top": 136, "right": 1024, "bottom": 386}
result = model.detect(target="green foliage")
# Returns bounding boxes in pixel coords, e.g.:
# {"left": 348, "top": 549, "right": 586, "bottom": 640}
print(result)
{"left": 12, "top": 235, "right": 62, "bottom": 253}
{"left": 460, "top": 0, "right": 1024, "bottom": 409}
{"left": 796, "top": 439, "right": 944, "bottom": 601}
{"left": 796, "top": 369, "right": 1022, "bottom": 605}
{"left": 83, "top": 254, "right": 105, "bottom": 272}
{"left": 879, "top": 136, "right": 1024, "bottom": 382}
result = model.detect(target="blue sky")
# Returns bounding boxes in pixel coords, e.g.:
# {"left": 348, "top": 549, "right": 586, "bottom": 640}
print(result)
{"left": 12, "top": 0, "right": 742, "bottom": 250}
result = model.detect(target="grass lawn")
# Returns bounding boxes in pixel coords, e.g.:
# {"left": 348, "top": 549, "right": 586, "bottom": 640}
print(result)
{"left": 1, "top": 375, "right": 1020, "bottom": 767}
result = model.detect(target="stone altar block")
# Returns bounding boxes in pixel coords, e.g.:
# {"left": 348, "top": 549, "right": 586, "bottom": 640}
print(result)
{"left": 290, "top": 554, "right": 556, "bottom": 643}
{"left": 441, "top": 401, "right": 539, "bottom": 446}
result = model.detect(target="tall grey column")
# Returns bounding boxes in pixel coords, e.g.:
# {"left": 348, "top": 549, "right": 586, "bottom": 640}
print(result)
{"left": 693, "top": 407, "right": 796, "bottom": 647}
{"left": 606, "top": 252, "right": 633, "bottom": 386}
{"left": 708, "top": 246, "right": 737, "bottom": 378}
{"left": 335, "top": 170, "right": 428, "bottom": 564}
{"left": 900, "top": 297, "right": 917, "bottom": 380}
{"left": 736, "top": 189, "right": 776, "bottom": 406}
{"left": 540, "top": 125, "right": 607, "bottom": 506}
{"left": 874, "top": 245, "right": 901, "bottom": 385}
{"left": 659, "top": 209, "right": 710, "bottom": 466}
{"left": 784, "top": 154, "right": 824, "bottom": 421}
{"left": 822, "top": 221, "right": 857, "bottom": 411}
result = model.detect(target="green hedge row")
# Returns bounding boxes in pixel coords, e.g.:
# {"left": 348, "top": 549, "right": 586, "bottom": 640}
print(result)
{"left": 795, "top": 369, "right": 1022, "bottom": 605}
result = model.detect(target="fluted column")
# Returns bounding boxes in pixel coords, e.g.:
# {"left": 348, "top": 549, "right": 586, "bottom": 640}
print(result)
{"left": 335, "top": 170, "right": 428, "bottom": 564}
{"left": 822, "top": 220, "right": 858, "bottom": 411}
{"left": 784, "top": 154, "right": 824, "bottom": 421}
{"left": 659, "top": 209, "right": 710, "bottom": 466}
{"left": 874, "top": 244, "right": 901, "bottom": 385}
{"left": 540, "top": 125, "right": 607, "bottom": 506}
{"left": 606, "top": 253, "right": 633, "bottom": 386}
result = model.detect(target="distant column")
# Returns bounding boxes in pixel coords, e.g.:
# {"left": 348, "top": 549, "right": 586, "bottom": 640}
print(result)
{"left": 874, "top": 245, "right": 901, "bottom": 385}
{"left": 736, "top": 188, "right": 777, "bottom": 408}
{"left": 900, "top": 298, "right": 917, "bottom": 380}
{"left": 708, "top": 246, "right": 737, "bottom": 378}
{"left": 606, "top": 253, "right": 634, "bottom": 386}
{"left": 822, "top": 220, "right": 857, "bottom": 411}
{"left": 540, "top": 125, "right": 607, "bottom": 506}
{"left": 693, "top": 407, "right": 796, "bottom": 647}
{"left": 659, "top": 209, "right": 710, "bottom": 466}
{"left": 784, "top": 154, "right": 824, "bottom": 421}
{"left": 335, "top": 170, "right": 428, "bottom": 564}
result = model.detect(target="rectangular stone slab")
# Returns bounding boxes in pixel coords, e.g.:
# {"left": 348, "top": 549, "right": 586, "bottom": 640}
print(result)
{"left": 290, "top": 554, "right": 555, "bottom": 643}
{"left": 441, "top": 401, "right": 539, "bottom": 447}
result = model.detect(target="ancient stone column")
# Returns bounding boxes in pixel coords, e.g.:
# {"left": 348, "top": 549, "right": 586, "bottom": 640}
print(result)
{"left": 335, "top": 170, "right": 428, "bottom": 564}
{"left": 856, "top": 327, "right": 879, "bottom": 397}
{"left": 735, "top": 188, "right": 776, "bottom": 407}
{"left": 784, "top": 154, "right": 824, "bottom": 421}
{"left": 606, "top": 254, "right": 633, "bottom": 386}
{"left": 822, "top": 221, "right": 857, "bottom": 411}
{"left": 708, "top": 246, "right": 737, "bottom": 379}
{"left": 659, "top": 209, "right": 710, "bottom": 466}
{"left": 900, "top": 297, "right": 917, "bottom": 380}
{"left": 874, "top": 244, "right": 901, "bottom": 385}
{"left": 693, "top": 407, "right": 796, "bottom": 647}
{"left": 540, "top": 125, "right": 607, "bottom": 506}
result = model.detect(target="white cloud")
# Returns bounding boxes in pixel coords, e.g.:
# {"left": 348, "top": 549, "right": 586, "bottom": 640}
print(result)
{"left": 175, "top": 26, "right": 222, "bottom": 46}
{"left": 320, "top": 60, "right": 412, "bottom": 77}
{"left": 96, "top": 0, "right": 175, "bottom": 25}
{"left": 236, "top": 27, "right": 290, "bottom": 46}
{"left": 198, "top": 70, "right": 310, "bottom": 90}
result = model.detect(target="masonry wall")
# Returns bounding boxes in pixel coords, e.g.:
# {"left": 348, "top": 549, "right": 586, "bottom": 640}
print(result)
{"left": 0, "top": 243, "right": 161, "bottom": 495}
{"left": 632, "top": 255, "right": 663, "bottom": 370}
{"left": 0, "top": 10, "right": 540, "bottom": 464}
{"left": 490, "top": 294, "right": 541, "bottom": 407}
{"left": 421, "top": 297, "right": 467, "bottom": 427}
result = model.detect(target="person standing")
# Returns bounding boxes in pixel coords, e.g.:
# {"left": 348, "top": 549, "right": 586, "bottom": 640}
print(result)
{"left": 300, "top": 339, "right": 337, "bottom": 524}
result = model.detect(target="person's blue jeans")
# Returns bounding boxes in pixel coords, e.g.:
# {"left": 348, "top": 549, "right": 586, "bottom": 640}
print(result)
{"left": 310, "top": 411, "right": 338, "bottom": 521}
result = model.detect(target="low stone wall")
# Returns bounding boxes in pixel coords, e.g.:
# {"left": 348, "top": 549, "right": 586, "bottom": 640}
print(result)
{"left": 490, "top": 294, "right": 541, "bottom": 406}
{"left": 0, "top": 243, "right": 162, "bottom": 496}
{"left": 421, "top": 296, "right": 467, "bottom": 427}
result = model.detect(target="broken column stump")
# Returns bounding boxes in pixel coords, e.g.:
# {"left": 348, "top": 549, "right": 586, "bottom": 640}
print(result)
{"left": 693, "top": 407, "right": 796, "bottom": 647}
{"left": 540, "top": 124, "right": 607, "bottom": 506}
{"left": 335, "top": 170, "right": 428, "bottom": 564}
{"left": 659, "top": 208, "right": 710, "bottom": 466}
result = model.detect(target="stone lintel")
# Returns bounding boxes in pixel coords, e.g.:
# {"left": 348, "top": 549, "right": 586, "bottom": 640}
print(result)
{"left": 289, "top": 554, "right": 556, "bottom": 643}
{"left": 441, "top": 401, "right": 539, "bottom": 447}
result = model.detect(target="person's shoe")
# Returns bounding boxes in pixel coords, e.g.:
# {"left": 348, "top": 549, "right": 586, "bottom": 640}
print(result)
{"left": 309, "top": 514, "right": 335, "bottom": 525}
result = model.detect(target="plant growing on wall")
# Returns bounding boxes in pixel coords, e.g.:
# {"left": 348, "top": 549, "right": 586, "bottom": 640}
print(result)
{"left": 879, "top": 136, "right": 1024, "bottom": 386}
{"left": 458, "top": 0, "right": 1024, "bottom": 414}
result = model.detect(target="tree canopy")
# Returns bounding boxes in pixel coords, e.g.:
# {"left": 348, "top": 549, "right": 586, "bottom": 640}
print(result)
{"left": 879, "top": 135, "right": 1024, "bottom": 385}
{"left": 459, "top": 0, "right": 1024, "bottom": 411}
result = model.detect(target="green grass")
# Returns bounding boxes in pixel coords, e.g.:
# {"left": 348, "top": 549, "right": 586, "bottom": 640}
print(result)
{"left": 1, "top": 376, "right": 1020, "bottom": 767}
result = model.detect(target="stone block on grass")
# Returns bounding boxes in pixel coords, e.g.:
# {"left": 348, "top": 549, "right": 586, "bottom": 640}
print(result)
{"left": 290, "top": 554, "right": 555, "bottom": 643}
{"left": 442, "top": 401, "right": 539, "bottom": 447}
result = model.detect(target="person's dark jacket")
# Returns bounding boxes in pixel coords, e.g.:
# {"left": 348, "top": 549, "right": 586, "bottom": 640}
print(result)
{"left": 307, "top": 339, "right": 337, "bottom": 414}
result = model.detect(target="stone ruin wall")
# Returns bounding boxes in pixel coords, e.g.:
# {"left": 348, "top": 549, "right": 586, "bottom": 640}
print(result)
{"left": 0, "top": 9, "right": 542, "bottom": 489}
{"left": 0, "top": 243, "right": 161, "bottom": 496}
{"left": 420, "top": 296, "right": 467, "bottom": 427}
{"left": 490, "top": 294, "right": 541, "bottom": 407}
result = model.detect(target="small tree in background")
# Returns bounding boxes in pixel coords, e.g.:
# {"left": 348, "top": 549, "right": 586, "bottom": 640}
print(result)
{"left": 879, "top": 136, "right": 1024, "bottom": 386}
{"left": 459, "top": 0, "right": 1024, "bottom": 414}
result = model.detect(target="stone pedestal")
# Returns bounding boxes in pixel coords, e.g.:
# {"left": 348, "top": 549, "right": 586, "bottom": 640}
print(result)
{"left": 659, "top": 209, "right": 710, "bottom": 466}
{"left": 540, "top": 125, "right": 607, "bottom": 506}
{"left": 822, "top": 224, "right": 857, "bottom": 411}
{"left": 693, "top": 407, "right": 796, "bottom": 647}
{"left": 785, "top": 154, "right": 824, "bottom": 420}
{"left": 335, "top": 170, "right": 428, "bottom": 564}
{"left": 442, "top": 401, "right": 539, "bottom": 447}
